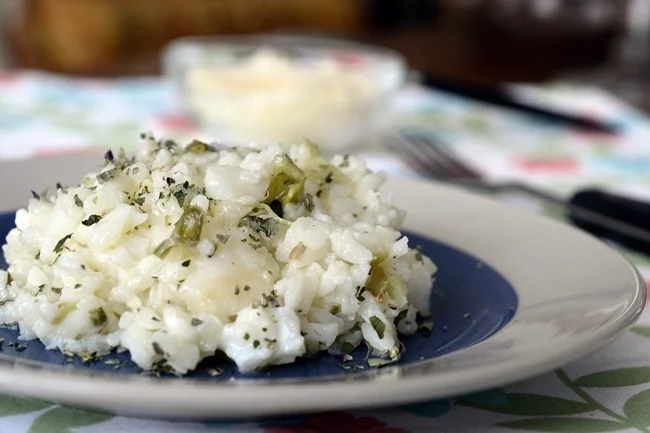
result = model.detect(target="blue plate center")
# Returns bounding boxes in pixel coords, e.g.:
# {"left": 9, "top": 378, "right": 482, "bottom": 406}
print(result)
{"left": 0, "top": 211, "right": 517, "bottom": 380}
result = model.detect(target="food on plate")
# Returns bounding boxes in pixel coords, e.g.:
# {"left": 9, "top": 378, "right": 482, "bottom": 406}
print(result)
{"left": 0, "top": 134, "right": 436, "bottom": 374}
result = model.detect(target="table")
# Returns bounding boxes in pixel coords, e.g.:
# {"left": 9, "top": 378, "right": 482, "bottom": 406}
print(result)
{"left": 0, "top": 71, "right": 649, "bottom": 433}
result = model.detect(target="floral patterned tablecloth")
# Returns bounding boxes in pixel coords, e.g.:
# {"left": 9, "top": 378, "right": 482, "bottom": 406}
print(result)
{"left": 0, "top": 70, "right": 650, "bottom": 433}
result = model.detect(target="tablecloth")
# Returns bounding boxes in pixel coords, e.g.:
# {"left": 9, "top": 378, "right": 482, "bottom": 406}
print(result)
{"left": 0, "top": 70, "right": 650, "bottom": 433}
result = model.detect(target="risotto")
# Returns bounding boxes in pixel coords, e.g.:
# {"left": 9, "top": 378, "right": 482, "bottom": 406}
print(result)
{"left": 0, "top": 135, "right": 436, "bottom": 374}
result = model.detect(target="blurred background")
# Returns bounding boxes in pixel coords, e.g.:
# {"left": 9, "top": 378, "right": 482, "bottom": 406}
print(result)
{"left": 0, "top": 0, "right": 647, "bottom": 95}
{"left": 0, "top": 0, "right": 649, "bottom": 195}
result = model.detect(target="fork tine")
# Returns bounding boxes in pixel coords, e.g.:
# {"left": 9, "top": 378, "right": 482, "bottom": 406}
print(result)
{"left": 388, "top": 132, "right": 457, "bottom": 180}
{"left": 399, "top": 130, "right": 468, "bottom": 179}
{"left": 402, "top": 130, "right": 482, "bottom": 179}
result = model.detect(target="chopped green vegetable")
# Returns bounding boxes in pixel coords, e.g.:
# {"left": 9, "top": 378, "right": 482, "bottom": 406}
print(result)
{"left": 265, "top": 154, "right": 306, "bottom": 206}
{"left": 367, "top": 256, "right": 408, "bottom": 309}
{"left": 81, "top": 215, "right": 102, "bottom": 226}
{"left": 6, "top": 273, "right": 13, "bottom": 286}
{"left": 191, "top": 318, "right": 203, "bottom": 326}
{"left": 89, "top": 307, "right": 107, "bottom": 326}
{"left": 216, "top": 234, "right": 230, "bottom": 244}
{"left": 234, "top": 285, "right": 240, "bottom": 295}
{"left": 186, "top": 139, "right": 215, "bottom": 154}
{"left": 154, "top": 206, "right": 205, "bottom": 258}
{"left": 415, "top": 245, "right": 424, "bottom": 263}
{"left": 31, "top": 190, "right": 40, "bottom": 200}
{"left": 51, "top": 287, "right": 62, "bottom": 295}
{"left": 181, "top": 260, "right": 191, "bottom": 267}
{"left": 174, "top": 206, "right": 204, "bottom": 246}
{"left": 74, "top": 195, "right": 83, "bottom": 207}
{"left": 133, "top": 196, "right": 145, "bottom": 206}
{"left": 253, "top": 340, "right": 260, "bottom": 348}
{"left": 53, "top": 302, "right": 76, "bottom": 325}
{"left": 243, "top": 284, "right": 251, "bottom": 291}
{"left": 53, "top": 234, "right": 73, "bottom": 253}
{"left": 341, "top": 341, "right": 355, "bottom": 353}
{"left": 369, "top": 316, "right": 386, "bottom": 339}
{"left": 153, "top": 238, "right": 176, "bottom": 259}
{"left": 304, "top": 194, "right": 315, "bottom": 212}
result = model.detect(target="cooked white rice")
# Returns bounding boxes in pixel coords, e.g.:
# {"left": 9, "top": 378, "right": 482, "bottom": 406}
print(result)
{"left": 0, "top": 135, "right": 436, "bottom": 374}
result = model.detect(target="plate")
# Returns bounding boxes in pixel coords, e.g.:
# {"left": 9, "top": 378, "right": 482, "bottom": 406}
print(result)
{"left": 0, "top": 153, "right": 644, "bottom": 419}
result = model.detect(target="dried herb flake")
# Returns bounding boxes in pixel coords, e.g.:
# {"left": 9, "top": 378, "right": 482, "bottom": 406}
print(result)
{"left": 81, "top": 214, "right": 102, "bottom": 226}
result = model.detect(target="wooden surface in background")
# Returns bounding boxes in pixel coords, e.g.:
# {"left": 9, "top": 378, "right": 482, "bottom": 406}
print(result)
{"left": 6, "top": 0, "right": 617, "bottom": 85}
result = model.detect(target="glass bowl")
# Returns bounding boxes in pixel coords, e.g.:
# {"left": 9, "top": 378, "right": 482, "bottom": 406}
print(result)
{"left": 162, "top": 34, "right": 406, "bottom": 152}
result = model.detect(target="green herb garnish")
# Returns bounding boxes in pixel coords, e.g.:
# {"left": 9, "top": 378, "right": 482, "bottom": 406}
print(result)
{"left": 81, "top": 215, "right": 102, "bottom": 226}
{"left": 104, "top": 150, "right": 114, "bottom": 165}
{"left": 181, "top": 260, "right": 191, "bottom": 267}
{"left": 133, "top": 196, "right": 145, "bottom": 206}
{"left": 329, "top": 305, "right": 340, "bottom": 315}
{"left": 216, "top": 234, "right": 230, "bottom": 244}
{"left": 191, "top": 318, "right": 203, "bottom": 326}
{"left": 253, "top": 340, "right": 260, "bottom": 348}
{"left": 51, "top": 287, "right": 62, "bottom": 295}
{"left": 31, "top": 190, "right": 40, "bottom": 200}
{"left": 74, "top": 195, "right": 83, "bottom": 207}
{"left": 152, "top": 342, "right": 164, "bottom": 356}
{"left": 239, "top": 216, "right": 278, "bottom": 238}
{"left": 243, "top": 284, "right": 251, "bottom": 292}
{"left": 53, "top": 234, "right": 73, "bottom": 253}
{"left": 96, "top": 167, "right": 118, "bottom": 184}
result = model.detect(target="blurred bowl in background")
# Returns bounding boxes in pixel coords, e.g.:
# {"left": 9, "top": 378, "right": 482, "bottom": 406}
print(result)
{"left": 162, "top": 34, "right": 406, "bottom": 151}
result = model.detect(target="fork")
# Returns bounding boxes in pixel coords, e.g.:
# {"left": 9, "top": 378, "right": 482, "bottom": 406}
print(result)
{"left": 388, "top": 129, "right": 650, "bottom": 255}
